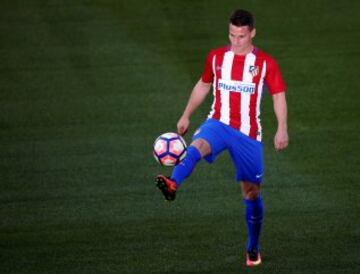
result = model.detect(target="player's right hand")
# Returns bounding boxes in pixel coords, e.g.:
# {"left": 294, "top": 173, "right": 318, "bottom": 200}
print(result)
{"left": 177, "top": 116, "right": 190, "bottom": 136}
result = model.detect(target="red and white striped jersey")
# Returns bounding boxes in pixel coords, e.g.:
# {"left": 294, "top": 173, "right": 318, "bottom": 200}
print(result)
{"left": 201, "top": 46, "right": 286, "bottom": 141}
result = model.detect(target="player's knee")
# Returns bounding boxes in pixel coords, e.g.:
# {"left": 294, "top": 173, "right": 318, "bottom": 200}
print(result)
{"left": 244, "top": 190, "right": 260, "bottom": 200}
{"left": 241, "top": 181, "right": 261, "bottom": 200}
{"left": 191, "top": 138, "right": 211, "bottom": 158}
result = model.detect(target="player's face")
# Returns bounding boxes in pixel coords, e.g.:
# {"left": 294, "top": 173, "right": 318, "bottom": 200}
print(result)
{"left": 229, "top": 24, "right": 256, "bottom": 55}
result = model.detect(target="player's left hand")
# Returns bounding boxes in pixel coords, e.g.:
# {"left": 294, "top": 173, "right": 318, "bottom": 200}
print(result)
{"left": 274, "top": 129, "right": 289, "bottom": 151}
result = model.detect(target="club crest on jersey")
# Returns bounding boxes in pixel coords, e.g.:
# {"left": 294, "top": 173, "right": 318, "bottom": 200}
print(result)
{"left": 249, "top": 65, "right": 259, "bottom": 77}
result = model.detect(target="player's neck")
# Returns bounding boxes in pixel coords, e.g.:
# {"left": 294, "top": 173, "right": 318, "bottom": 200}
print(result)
{"left": 231, "top": 45, "right": 254, "bottom": 56}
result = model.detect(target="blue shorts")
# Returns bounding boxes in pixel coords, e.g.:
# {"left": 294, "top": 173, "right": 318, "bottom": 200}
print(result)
{"left": 192, "top": 119, "right": 263, "bottom": 183}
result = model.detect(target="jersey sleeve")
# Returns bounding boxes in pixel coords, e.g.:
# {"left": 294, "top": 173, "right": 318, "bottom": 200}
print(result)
{"left": 201, "top": 51, "right": 214, "bottom": 83}
{"left": 265, "top": 56, "right": 286, "bottom": 95}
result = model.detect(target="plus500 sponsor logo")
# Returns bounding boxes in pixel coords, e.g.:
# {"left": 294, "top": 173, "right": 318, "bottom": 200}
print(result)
{"left": 218, "top": 79, "right": 256, "bottom": 94}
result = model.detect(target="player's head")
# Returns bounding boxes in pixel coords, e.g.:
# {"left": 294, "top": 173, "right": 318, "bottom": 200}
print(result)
{"left": 229, "top": 9, "right": 255, "bottom": 30}
{"left": 228, "top": 9, "right": 256, "bottom": 54}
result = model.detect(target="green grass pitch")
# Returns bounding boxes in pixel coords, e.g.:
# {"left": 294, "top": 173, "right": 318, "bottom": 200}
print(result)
{"left": 0, "top": 1, "right": 359, "bottom": 273}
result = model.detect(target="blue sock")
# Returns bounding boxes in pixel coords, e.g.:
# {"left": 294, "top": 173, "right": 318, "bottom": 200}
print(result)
{"left": 244, "top": 197, "right": 264, "bottom": 252}
{"left": 171, "top": 146, "right": 201, "bottom": 187}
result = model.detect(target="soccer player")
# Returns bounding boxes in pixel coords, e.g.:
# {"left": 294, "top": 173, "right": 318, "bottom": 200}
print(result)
{"left": 155, "top": 9, "right": 288, "bottom": 266}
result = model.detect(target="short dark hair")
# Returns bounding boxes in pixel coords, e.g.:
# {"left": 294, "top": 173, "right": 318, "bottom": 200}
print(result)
{"left": 229, "top": 9, "right": 255, "bottom": 30}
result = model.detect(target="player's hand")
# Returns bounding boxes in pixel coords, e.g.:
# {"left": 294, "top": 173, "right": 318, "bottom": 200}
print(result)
{"left": 177, "top": 116, "right": 190, "bottom": 136}
{"left": 274, "top": 128, "right": 289, "bottom": 151}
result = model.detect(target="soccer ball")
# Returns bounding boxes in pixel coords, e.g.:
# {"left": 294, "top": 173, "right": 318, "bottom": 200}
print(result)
{"left": 153, "top": 132, "right": 187, "bottom": 166}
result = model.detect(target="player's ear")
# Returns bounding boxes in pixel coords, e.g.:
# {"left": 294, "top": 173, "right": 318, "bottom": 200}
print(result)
{"left": 251, "top": 28, "right": 256, "bottom": 39}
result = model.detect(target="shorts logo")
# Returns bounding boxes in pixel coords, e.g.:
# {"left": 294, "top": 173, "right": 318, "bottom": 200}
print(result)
{"left": 249, "top": 65, "right": 259, "bottom": 77}
{"left": 218, "top": 79, "right": 256, "bottom": 94}
{"left": 193, "top": 128, "right": 201, "bottom": 136}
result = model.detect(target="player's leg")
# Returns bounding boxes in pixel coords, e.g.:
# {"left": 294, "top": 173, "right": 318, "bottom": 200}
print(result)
{"left": 172, "top": 119, "right": 227, "bottom": 187}
{"left": 155, "top": 139, "right": 208, "bottom": 201}
{"left": 156, "top": 119, "right": 226, "bottom": 201}
{"left": 241, "top": 181, "right": 263, "bottom": 266}
{"left": 170, "top": 138, "right": 210, "bottom": 186}
{"left": 227, "top": 128, "right": 263, "bottom": 266}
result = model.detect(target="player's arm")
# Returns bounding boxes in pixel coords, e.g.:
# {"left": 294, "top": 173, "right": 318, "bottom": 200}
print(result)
{"left": 272, "top": 92, "right": 289, "bottom": 151}
{"left": 177, "top": 79, "right": 211, "bottom": 135}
